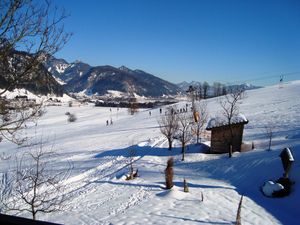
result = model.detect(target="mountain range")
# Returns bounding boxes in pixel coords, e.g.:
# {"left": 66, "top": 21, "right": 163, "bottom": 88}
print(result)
{"left": 1, "top": 50, "right": 260, "bottom": 98}
{"left": 45, "top": 56, "right": 181, "bottom": 97}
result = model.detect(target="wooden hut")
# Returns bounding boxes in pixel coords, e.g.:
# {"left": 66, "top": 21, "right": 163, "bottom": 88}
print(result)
{"left": 206, "top": 114, "right": 248, "bottom": 154}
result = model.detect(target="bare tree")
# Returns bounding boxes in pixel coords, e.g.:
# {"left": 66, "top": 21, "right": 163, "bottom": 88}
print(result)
{"left": 202, "top": 82, "right": 209, "bottom": 99}
{"left": 158, "top": 108, "right": 178, "bottom": 151}
{"left": 186, "top": 85, "right": 196, "bottom": 109}
{"left": 1, "top": 144, "right": 71, "bottom": 220}
{"left": 264, "top": 124, "right": 274, "bottom": 151}
{"left": 219, "top": 87, "right": 245, "bottom": 157}
{"left": 126, "top": 145, "right": 138, "bottom": 180}
{"left": 128, "top": 97, "right": 139, "bottom": 115}
{"left": 213, "top": 82, "right": 222, "bottom": 97}
{"left": 176, "top": 113, "right": 193, "bottom": 161}
{"left": 192, "top": 101, "right": 208, "bottom": 144}
{"left": 222, "top": 84, "right": 227, "bottom": 96}
{"left": 196, "top": 83, "right": 203, "bottom": 100}
{"left": 0, "top": 0, "right": 70, "bottom": 144}
{"left": 0, "top": 98, "right": 43, "bottom": 144}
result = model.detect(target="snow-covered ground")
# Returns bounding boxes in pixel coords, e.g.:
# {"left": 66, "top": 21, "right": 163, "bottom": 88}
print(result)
{"left": 1, "top": 81, "right": 300, "bottom": 225}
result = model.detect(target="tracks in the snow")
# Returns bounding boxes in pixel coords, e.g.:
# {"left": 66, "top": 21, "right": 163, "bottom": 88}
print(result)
{"left": 62, "top": 136, "right": 166, "bottom": 222}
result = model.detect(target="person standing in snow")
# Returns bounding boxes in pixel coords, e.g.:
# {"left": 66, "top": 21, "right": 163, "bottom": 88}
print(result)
{"left": 106, "top": 120, "right": 109, "bottom": 126}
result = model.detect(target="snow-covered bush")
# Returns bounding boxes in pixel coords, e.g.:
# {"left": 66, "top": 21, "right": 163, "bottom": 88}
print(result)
{"left": 67, "top": 113, "right": 77, "bottom": 122}
{"left": 165, "top": 157, "right": 174, "bottom": 189}
{"left": 262, "top": 181, "right": 284, "bottom": 197}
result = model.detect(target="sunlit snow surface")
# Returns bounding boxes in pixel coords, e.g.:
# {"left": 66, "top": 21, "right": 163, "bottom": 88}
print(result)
{"left": 1, "top": 81, "right": 300, "bottom": 224}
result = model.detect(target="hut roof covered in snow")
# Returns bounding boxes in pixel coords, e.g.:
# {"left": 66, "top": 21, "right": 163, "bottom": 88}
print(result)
{"left": 206, "top": 114, "right": 248, "bottom": 130}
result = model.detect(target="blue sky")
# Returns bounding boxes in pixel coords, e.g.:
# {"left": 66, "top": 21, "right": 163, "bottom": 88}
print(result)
{"left": 53, "top": 0, "right": 300, "bottom": 86}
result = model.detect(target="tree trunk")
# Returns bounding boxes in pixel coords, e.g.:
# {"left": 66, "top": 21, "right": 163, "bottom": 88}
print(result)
{"left": 182, "top": 144, "right": 185, "bottom": 161}
{"left": 168, "top": 139, "right": 172, "bottom": 151}
{"left": 229, "top": 144, "right": 233, "bottom": 158}
{"left": 32, "top": 209, "right": 36, "bottom": 220}
{"left": 130, "top": 163, "right": 134, "bottom": 179}
{"left": 268, "top": 136, "right": 272, "bottom": 151}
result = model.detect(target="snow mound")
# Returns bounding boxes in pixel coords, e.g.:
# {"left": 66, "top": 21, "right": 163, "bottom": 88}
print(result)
{"left": 262, "top": 181, "right": 284, "bottom": 197}
{"left": 156, "top": 186, "right": 189, "bottom": 200}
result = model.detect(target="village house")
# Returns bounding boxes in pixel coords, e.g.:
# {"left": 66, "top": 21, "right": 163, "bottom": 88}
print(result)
{"left": 206, "top": 114, "right": 248, "bottom": 154}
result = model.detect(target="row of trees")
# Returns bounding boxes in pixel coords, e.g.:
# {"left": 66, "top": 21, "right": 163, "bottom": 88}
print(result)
{"left": 158, "top": 101, "right": 208, "bottom": 161}
{"left": 187, "top": 82, "right": 228, "bottom": 100}
{"left": 160, "top": 86, "right": 247, "bottom": 159}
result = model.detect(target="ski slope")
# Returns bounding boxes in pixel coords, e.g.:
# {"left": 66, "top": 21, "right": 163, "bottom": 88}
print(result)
{"left": 1, "top": 81, "right": 300, "bottom": 225}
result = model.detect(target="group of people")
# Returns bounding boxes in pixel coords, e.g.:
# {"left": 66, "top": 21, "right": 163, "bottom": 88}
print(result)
{"left": 107, "top": 108, "right": 113, "bottom": 126}
{"left": 148, "top": 108, "right": 163, "bottom": 117}
{"left": 107, "top": 107, "right": 164, "bottom": 124}
{"left": 106, "top": 118, "right": 113, "bottom": 126}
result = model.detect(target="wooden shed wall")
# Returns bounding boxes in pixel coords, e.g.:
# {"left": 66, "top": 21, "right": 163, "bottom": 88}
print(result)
{"left": 210, "top": 124, "right": 245, "bottom": 153}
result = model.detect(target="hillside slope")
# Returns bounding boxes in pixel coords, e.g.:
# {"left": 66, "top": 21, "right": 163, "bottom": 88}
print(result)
{"left": 0, "top": 51, "right": 64, "bottom": 96}
{"left": 0, "top": 81, "right": 299, "bottom": 224}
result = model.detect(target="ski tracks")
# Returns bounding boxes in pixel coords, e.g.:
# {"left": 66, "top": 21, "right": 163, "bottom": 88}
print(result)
{"left": 61, "top": 136, "right": 167, "bottom": 223}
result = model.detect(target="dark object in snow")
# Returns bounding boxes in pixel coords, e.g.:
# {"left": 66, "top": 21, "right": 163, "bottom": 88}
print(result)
{"left": 183, "top": 178, "right": 189, "bottom": 193}
{"left": 280, "top": 148, "right": 294, "bottom": 178}
{"left": 0, "top": 213, "right": 62, "bottom": 225}
{"left": 200, "top": 191, "right": 204, "bottom": 202}
{"left": 273, "top": 177, "right": 294, "bottom": 197}
{"left": 67, "top": 113, "right": 77, "bottom": 122}
{"left": 262, "top": 178, "right": 294, "bottom": 198}
{"left": 165, "top": 157, "right": 174, "bottom": 189}
{"left": 125, "top": 169, "right": 138, "bottom": 180}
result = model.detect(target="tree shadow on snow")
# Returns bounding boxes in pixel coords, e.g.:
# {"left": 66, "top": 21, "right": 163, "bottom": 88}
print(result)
{"left": 172, "top": 181, "right": 235, "bottom": 190}
{"left": 94, "top": 143, "right": 209, "bottom": 159}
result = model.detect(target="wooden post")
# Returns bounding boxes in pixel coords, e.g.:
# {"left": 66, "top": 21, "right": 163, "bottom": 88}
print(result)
{"left": 280, "top": 148, "right": 294, "bottom": 178}
{"left": 229, "top": 145, "right": 233, "bottom": 158}
{"left": 236, "top": 195, "right": 243, "bottom": 225}
{"left": 183, "top": 178, "right": 189, "bottom": 192}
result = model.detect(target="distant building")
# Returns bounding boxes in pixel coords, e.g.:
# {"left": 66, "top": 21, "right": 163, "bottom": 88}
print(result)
{"left": 206, "top": 114, "right": 248, "bottom": 154}
{"left": 15, "top": 95, "right": 28, "bottom": 100}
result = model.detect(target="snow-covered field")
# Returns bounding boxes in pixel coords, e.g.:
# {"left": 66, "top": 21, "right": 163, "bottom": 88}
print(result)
{"left": 1, "top": 81, "right": 300, "bottom": 225}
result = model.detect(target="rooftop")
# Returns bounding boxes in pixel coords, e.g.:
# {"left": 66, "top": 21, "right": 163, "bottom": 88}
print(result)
{"left": 206, "top": 114, "right": 248, "bottom": 130}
